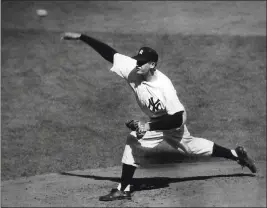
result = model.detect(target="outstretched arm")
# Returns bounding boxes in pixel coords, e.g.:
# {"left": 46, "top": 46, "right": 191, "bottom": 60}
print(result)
{"left": 62, "top": 32, "right": 118, "bottom": 64}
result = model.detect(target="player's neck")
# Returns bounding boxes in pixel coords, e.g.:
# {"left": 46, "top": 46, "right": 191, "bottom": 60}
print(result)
{"left": 143, "top": 69, "right": 157, "bottom": 82}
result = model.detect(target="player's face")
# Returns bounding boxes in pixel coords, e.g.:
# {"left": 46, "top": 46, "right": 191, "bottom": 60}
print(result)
{"left": 136, "top": 61, "right": 155, "bottom": 75}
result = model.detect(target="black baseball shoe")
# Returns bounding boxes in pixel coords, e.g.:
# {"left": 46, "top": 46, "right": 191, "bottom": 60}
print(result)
{"left": 235, "top": 146, "right": 257, "bottom": 173}
{"left": 99, "top": 189, "right": 131, "bottom": 201}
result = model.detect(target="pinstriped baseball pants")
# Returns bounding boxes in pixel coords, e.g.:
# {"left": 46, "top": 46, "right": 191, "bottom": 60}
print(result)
{"left": 121, "top": 124, "right": 214, "bottom": 167}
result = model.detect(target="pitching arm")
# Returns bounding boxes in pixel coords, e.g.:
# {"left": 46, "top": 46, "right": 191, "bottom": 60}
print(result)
{"left": 62, "top": 32, "right": 118, "bottom": 64}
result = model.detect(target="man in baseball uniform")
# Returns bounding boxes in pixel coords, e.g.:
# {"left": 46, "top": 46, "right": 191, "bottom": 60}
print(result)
{"left": 62, "top": 32, "right": 257, "bottom": 201}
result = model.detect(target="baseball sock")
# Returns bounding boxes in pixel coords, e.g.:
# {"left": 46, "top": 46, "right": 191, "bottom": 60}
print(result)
{"left": 212, "top": 143, "right": 238, "bottom": 161}
{"left": 119, "top": 163, "right": 136, "bottom": 192}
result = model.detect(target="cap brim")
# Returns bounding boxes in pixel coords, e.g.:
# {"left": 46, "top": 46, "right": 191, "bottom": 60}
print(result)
{"left": 132, "top": 55, "right": 151, "bottom": 66}
{"left": 132, "top": 54, "right": 148, "bottom": 61}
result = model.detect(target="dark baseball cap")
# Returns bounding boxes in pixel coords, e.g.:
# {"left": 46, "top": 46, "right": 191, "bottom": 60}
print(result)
{"left": 132, "top": 47, "right": 158, "bottom": 65}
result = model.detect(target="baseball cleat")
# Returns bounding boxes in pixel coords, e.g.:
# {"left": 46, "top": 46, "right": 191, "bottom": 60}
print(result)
{"left": 235, "top": 146, "right": 257, "bottom": 173}
{"left": 99, "top": 189, "right": 131, "bottom": 201}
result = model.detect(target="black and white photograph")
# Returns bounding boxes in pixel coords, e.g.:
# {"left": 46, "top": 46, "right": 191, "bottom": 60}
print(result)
{"left": 1, "top": 1, "right": 266, "bottom": 206}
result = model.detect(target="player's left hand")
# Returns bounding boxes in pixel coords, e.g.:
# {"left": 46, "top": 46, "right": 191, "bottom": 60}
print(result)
{"left": 125, "top": 120, "right": 139, "bottom": 131}
{"left": 136, "top": 121, "right": 150, "bottom": 139}
{"left": 125, "top": 120, "right": 150, "bottom": 139}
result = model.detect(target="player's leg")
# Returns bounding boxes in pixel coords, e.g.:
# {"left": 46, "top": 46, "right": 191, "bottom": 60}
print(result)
{"left": 164, "top": 125, "right": 256, "bottom": 173}
{"left": 164, "top": 125, "right": 214, "bottom": 156}
{"left": 212, "top": 144, "right": 257, "bottom": 173}
{"left": 99, "top": 130, "right": 163, "bottom": 201}
{"left": 98, "top": 162, "right": 135, "bottom": 201}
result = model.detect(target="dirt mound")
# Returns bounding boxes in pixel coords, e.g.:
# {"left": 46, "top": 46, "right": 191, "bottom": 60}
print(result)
{"left": 2, "top": 161, "right": 266, "bottom": 207}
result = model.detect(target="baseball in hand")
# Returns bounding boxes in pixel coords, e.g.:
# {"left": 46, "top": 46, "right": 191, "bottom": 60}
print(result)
{"left": 36, "top": 9, "right": 48, "bottom": 17}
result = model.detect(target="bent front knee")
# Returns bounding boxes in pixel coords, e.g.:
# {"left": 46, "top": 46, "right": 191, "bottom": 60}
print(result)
{"left": 126, "top": 132, "right": 139, "bottom": 145}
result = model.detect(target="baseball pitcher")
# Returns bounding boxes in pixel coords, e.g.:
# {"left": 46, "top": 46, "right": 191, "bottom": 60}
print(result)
{"left": 62, "top": 32, "right": 257, "bottom": 201}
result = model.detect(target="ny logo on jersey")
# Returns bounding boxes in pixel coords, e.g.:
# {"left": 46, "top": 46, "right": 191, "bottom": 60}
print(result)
{"left": 148, "top": 97, "right": 162, "bottom": 112}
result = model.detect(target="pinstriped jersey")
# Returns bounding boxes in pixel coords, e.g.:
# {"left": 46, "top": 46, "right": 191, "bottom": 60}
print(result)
{"left": 110, "top": 53, "right": 185, "bottom": 118}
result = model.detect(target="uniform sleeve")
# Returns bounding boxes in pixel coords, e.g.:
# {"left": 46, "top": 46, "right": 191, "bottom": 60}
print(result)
{"left": 163, "top": 81, "right": 185, "bottom": 115}
{"left": 110, "top": 53, "right": 137, "bottom": 79}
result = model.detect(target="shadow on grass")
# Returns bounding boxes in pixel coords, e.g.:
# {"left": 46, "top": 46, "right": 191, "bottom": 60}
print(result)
{"left": 59, "top": 172, "right": 255, "bottom": 192}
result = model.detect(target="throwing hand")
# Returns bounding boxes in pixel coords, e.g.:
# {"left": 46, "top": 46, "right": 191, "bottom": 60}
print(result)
{"left": 61, "top": 32, "right": 81, "bottom": 40}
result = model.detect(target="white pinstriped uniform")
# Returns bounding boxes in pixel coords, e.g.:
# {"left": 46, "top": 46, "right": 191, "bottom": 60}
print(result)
{"left": 110, "top": 53, "right": 214, "bottom": 173}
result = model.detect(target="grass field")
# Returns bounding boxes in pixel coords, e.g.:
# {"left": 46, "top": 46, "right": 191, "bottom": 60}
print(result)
{"left": 1, "top": 1, "right": 266, "bottom": 181}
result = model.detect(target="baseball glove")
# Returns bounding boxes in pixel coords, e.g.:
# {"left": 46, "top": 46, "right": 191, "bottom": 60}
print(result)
{"left": 136, "top": 122, "right": 147, "bottom": 139}
{"left": 125, "top": 120, "right": 148, "bottom": 139}
{"left": 125, "top": 120, "right": 139, "bottom": 131}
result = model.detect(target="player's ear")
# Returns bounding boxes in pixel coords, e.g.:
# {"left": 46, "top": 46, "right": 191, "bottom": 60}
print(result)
{"left": 150, "top": 62, "right": 156, "bottom": 68}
